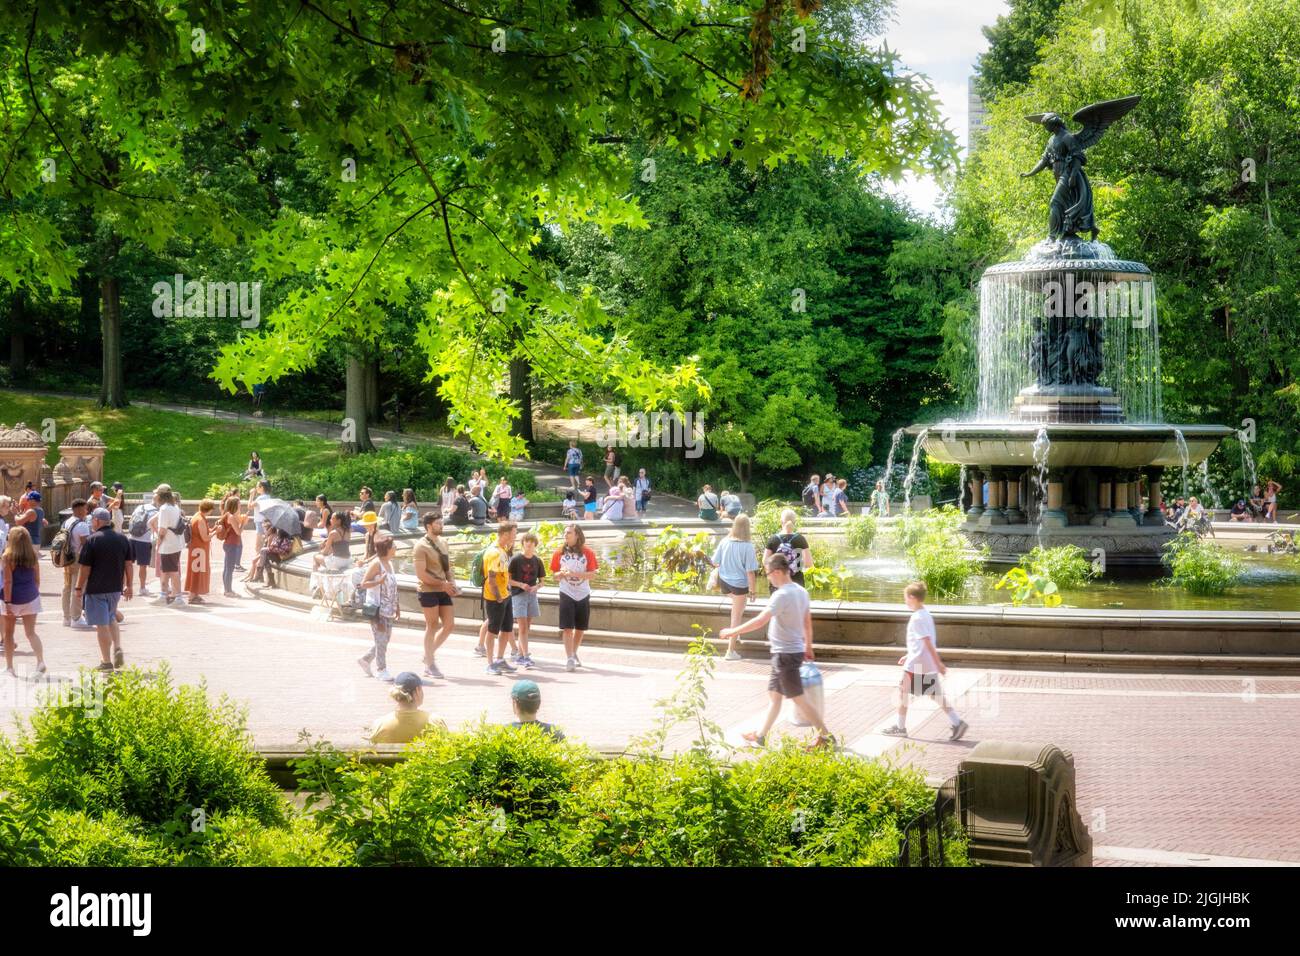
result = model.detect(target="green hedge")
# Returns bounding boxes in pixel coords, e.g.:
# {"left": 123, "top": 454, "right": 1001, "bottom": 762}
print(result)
{"left": 270, "top": 445, "right": 537, "bottom": 502}
{"left": 2, "top": 660, "right": 964, "bottom": 867}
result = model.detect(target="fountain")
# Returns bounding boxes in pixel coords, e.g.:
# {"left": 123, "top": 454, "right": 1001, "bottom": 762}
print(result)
{"left": 907, "top": 95, "right": 1233, "bottom": 569}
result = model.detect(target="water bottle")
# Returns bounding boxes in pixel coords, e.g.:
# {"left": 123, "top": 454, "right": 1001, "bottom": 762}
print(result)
{"left": 788, "top": 661, "right": 825, "bottom": 726}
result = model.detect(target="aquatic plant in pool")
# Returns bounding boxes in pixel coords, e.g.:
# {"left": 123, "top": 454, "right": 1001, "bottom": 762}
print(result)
{"left": 1161, "top": 533, "right": 1246, "bottom": 596}
{"left": 1018, "top": 545, "right": 1100, "bottom": 590}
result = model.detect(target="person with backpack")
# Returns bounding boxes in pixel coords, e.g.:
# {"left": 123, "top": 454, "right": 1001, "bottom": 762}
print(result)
{"left": 2, "top": 525, "right": 46, "bottom": 677}
{"left": 356, "top": 534, "right": 401, "bottom": 682}
{"left": 216, "top": 494, "right": 247, "bottom": 597}
{"left": 54, "top": 498, "right": 93, "bottom": 629}
{"left": 763, "top": 509, "right": 813, "bottom": 590}
{"left": 633, "top": 468, "right": 651, "bottom": 517}
{"left": 564, "top": 441, "right": 583, "bottom": 490}
{"left": 480, "top": 521, "right": 518, "bottom": 676}
{"left": 150, "top": 484, "right": 186, "bottom": 606}
{"left": 697, "top": 484, "right": 721, "bottom": 521}
{"left": 802, "top": 474, "right": 822, "bottom": 516}
{"left": 128, "top": 492, "right": 159, "bottom": 597}
{"left": 711, "top": 513, "right": 761, "bottom": 661}
{"left": 185, "top": 499, "right": 214, "bottom": 604}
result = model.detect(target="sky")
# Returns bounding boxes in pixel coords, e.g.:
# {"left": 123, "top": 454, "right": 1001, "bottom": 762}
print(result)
{"left": 876, "top": 0, "right": 1011, "bottom": 221}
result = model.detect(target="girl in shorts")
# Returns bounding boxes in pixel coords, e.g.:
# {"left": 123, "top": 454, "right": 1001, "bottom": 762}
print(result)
{"left": 1, "top": 526, "right": 46, "bottom": 676}
{"left": 550, "top": 523, "right": 598, "bottom": 672}
{"left": 711, "top": 514, "right": 760, "bottom": 661}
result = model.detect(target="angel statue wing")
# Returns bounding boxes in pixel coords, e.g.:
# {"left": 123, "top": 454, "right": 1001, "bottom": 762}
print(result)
{"left": 1071, "top": 95, "right": 1141, "bottom": 150}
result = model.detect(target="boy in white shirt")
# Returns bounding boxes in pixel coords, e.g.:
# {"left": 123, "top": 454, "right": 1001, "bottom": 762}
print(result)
{"left": 881, "top": 581, "right": 968, "bottom": 740}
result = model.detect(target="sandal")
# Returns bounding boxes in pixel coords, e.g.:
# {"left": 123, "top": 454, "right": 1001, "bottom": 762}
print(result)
{"left": 741, "top": 731, "right": 766, "bottom": 747}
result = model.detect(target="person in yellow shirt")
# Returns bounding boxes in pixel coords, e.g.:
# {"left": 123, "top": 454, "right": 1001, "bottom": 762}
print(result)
{"left": 370, "top": 672, "right": 447, "bottom": 744}
{"left": 482, "top": 521, "right": 517, "bottom": 676}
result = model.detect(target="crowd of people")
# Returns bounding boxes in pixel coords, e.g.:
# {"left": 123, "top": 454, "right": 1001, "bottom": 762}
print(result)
{"left": 5, "top": 440, "right": 1290, "bottom": 750}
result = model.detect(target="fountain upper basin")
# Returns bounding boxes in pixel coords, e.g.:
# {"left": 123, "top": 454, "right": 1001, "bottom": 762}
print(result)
{"left": 906, "top": 423, "right": 1233, "bottom": 469}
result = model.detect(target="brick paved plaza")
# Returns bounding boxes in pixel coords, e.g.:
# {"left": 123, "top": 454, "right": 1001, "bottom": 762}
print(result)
{"left": 4, "top": 532, "right": 1298, "bottom": 867}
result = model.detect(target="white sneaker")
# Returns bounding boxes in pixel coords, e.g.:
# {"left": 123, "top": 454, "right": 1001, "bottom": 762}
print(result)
{"left": 71, "top": 618, "right": 94, "bottom": 631}
{"left": 139, "top": 586, "right": 152, "bottom": 597}
{"left": 724, "top": 650, "right": 742, "bottom": 661}
{"left": 375, "top": 669, "right": 394, "bottom": 682}
{"left": 565, "top": 657, "right": 576, "bottom": 673}
{"left": 173, "top": 595, "right": 187, "bottom": 606}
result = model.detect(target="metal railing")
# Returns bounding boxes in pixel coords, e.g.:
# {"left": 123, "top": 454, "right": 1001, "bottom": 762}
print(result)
{"left": 897, "top": 769, "right": 970, "bottom": 867}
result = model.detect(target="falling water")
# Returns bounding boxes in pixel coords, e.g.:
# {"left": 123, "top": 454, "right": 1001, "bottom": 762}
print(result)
{"left": 958, "top": 463, "right": 968, "bottom": 511}
{"left": 1032, "top": 427, "right": 1051, "bottom": 548}
{"left": 882, "top": 427, "right": 905, "bottom": 498}
{"left": 1240, "top": 437, "right": 1259, "bottom": 497}
{"left": 1199, "top": 459, "right": 1222, "bottom": 510}
{"left": 977, "top": 265, "right": 1164, "bottom": 422}
{"left": 903, "top": 428, "right": 928, "bottom": 513}
{"left": 1172, "top": 428, "right": 1190, "bottom": 499}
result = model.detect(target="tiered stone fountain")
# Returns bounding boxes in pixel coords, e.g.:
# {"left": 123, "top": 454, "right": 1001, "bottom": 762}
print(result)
{"left": 908, "top": 95, "right": 1232, "bottom": 569}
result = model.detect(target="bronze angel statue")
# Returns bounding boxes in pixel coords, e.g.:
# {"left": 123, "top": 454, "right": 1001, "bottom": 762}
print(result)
{"left": 1020, "top": 95, "right": 1141, "bottom": 242}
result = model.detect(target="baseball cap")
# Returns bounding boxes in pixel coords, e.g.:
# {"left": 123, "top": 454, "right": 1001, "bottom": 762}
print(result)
{"left": 510, "top": 680, "right": 541, "bottom": 706}
{"left": 112, "top": 482, "right": 124, "bottom": 491}
{"left": 90, "top": 481, "right": 103, "bottom": 489}
{"left": 26, "top": 490, "right": 40, "bottom": 501}
{"left": 393, "top": 672, "right": 423, "bottom": 694}
{"left": 92, "top": 508, "right": 112, "bottom": 523}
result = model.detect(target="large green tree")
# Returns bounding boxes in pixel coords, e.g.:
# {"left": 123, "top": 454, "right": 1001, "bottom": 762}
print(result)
{"left": 2, "top": 0, "right": 955, "bottom": 461}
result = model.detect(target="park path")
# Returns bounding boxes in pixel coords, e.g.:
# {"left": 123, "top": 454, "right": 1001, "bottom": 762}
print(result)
{"left": 10, "top": 388, "right": 702, "bottom": 517}
{"left": 3, "top": 527, "right": 1298, "bottom": 867}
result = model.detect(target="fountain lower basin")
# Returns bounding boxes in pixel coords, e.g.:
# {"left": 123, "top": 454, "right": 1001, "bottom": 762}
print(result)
{"left": 908, "top": 423, "right": 1233, "bottom": 468}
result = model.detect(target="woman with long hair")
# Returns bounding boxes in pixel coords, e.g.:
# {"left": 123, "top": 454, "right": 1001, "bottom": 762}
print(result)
{"left": 439, "top": 478, "right": 457, "bottom": 518}
{"left": 549, "top": 523, "right": 598, "bottom": 672}
{"left": 400, "top": 488, "right": 419, "bottom": 532}
{"left": 2, "top": 525, "right": 46, "bottom": 676}
{"left": 185, "top": 499, "right": 215, "bottom": 604}
{"left": 218, "top": 494, "right": 247, "bottom": 597}
{"left": 712, "top": 513, "right": 760, "bottom": 661}
{"left": 357, "top": 534, "right": 401, "bottom": 681}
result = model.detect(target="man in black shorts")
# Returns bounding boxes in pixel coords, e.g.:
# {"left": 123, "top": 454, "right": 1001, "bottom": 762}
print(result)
{"left": 720, "top": 554, "right": 832, "bottom": 749}
{"left": 412, "top": 512, "right": 457, "bottom": 679}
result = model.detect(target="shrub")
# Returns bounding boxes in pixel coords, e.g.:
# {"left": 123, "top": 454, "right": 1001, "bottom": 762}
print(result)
{"left": 844, "top": 513, "right": 877, "bottom": 551}
{"left": 648, "top": 525, "right": 716, "bottom": 593}
{"left": 753, "top": 499, "right": 800, "bottom": 541}
{"left": 272, "top": 445, "right": 536, "bottom": 502}
{"left": 196, "top": 812, "right": 350, "bottom": 867}
{"left": 1019, "top": 545, "right": 1100, "bottom": 590}
{"left": 895, "top": 507, "right": 983, "bottom": 597}
{"left": 294, "top": 725, "right": 598, "bottom": 866}
{"left": 37, "top": 810, "right": 178, "bottom": 866}
{"left": 994, "top": 565, "right": 1061, "bottom": 607}
{"left": 17, "top": 667, "right": 284, "bottom": 828}
{"left": 731, "top": 746, "right": 936, "bottom": 865}
{"left": 1161, "top": 533, "right": 1245, "bottom": 595}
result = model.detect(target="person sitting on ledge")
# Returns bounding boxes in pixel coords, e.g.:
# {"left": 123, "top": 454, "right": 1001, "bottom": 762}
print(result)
{"left": 1230, "top": 499, "right": 1249, "bottom": 522}
{"left": 370, "top": 672, "right": 446, "bottom": 744}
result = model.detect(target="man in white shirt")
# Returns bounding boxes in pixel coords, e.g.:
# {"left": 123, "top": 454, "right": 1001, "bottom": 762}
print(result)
{"left": 60, "top": 498, "right": 94, "bottom": 628}
{"left": 128, "top": 493, "right": 159, "bottom": 596}
{"left": 150, "top": 484, "right": 186, "bottom": 605}
{"left": 720, "top": 554, "right": 833, "bottom": 749}
{"left": 881, "top": 581, "right": 968, "bottom": 740}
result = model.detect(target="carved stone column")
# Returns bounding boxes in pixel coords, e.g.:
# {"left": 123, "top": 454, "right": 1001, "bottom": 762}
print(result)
{"left": 979, "top": 469, "right": 1007, "bottom": 526}
{"left": 1106, "top": 470, "right": 1138, "bottom": 529}
{"left": 1003, "top": 470, "right": 1025, "bottom": 524}
{"left": 1144, "top": 466, "right": 1165, "bottom": 526}
{"left": 1090, "top": 469, "right": 1112, "bottom": 527}
{"left": 966, "top": 469, "right": 984, "bottom": 520}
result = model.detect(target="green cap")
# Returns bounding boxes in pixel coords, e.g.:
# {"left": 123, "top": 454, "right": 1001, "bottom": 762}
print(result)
{"left": 510, "top": 680, "right": 541, "bottom": 705}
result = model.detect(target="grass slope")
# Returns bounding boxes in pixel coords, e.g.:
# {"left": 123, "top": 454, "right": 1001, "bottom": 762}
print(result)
{"left": 0, "top": 392, "right": 340, "bottom": 495}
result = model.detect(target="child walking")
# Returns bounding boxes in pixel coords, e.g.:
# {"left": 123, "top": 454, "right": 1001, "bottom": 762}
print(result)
{"left": 881, "top": 581, "right": 968, "bottom": 740}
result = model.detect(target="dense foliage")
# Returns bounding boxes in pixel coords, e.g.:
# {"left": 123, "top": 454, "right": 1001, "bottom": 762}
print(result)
{"left": 1161, "top": 532, "right": 1246, "bottom": 595}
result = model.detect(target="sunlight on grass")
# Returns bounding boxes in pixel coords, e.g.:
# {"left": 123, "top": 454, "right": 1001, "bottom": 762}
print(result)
{"left": 0, "top": 393, "right": 341, "bottom": 494}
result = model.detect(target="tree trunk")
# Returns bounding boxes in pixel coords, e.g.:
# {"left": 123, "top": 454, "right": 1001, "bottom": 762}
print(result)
{"left": 98, "top": 277, "right": 126, "bottom": 408}
{"left": 365, "top": 355, "right": 381, "bottom": 425}
{"left": 509, "top": 354, "right": 534, "bottom": 443}
{"left": 78, "top": 269, "right": 99, "bottom": 362}
{"left": 344, "top": 354, "right": 375, "bottom": 453}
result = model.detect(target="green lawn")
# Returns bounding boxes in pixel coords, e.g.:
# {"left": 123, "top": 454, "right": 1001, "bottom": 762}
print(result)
{"left": 0, "top": 392, "right": 342, "bottom": 496}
